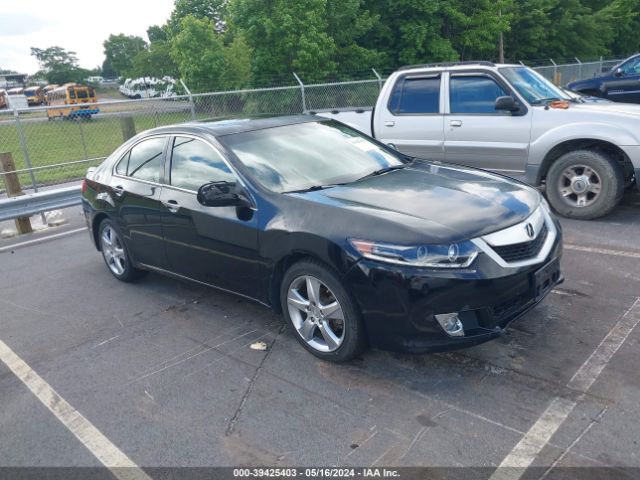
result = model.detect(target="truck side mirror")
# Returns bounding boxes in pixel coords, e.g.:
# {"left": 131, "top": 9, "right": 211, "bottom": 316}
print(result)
{"left": 495, "top": 96, "right": 520, "bottom": 113}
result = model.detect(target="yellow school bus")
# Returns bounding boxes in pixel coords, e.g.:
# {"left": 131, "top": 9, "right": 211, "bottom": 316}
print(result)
{"left": 0, "top": 89, "right": 7, "bottom": 109}
{"left": 24, "top": 86, "right": 45, "bottom": 106}
{"left": 46, "top": 84, "right": 99, "bottom": 119}
{"left": 43, "top": 84, "right": 58, "bottom": 105}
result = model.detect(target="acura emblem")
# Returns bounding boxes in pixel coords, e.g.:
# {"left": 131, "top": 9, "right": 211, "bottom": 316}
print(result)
{"left": 525, "top": 223, "right": 535, "bottom": 239}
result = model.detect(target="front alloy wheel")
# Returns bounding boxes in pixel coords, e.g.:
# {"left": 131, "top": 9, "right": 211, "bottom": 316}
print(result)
{"left": 281, "top": 260, "right": 365, "bottom": 362}
{"left": 287, "top": 275, "right": 345, "bottom": 352}
{"left": 546, "top": 149, "right": 624, "bottom": 220}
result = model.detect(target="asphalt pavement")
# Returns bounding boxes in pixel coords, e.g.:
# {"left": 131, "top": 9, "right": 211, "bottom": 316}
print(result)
{"left": 0, "top": 191, "right": 639, "bottom": 480}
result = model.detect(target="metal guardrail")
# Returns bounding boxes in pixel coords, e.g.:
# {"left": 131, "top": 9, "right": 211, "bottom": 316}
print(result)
{"left": 0, "top": 185, "right": 81, "bottom": 222}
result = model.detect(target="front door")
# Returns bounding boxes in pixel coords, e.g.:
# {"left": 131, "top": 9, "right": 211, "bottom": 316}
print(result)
{"left": 604, "top": 55, "right": 640, "bottom": 103}
{"left": 110, "top": 135, "right": 169, "bottom": 268}
{"left": 374, "top": 73, "right": 445, "bottom": 161}
{"left": 160, "top": 135, "right": 260, "bottom": 298}
{"left": 444, "top": 72, "right": 532, "bottom": 175}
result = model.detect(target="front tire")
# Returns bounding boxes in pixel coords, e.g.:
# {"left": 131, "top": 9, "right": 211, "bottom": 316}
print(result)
{"left": 545, "top": 150, "right": 623, "bottom": 219}
{"left": 98, "top": 219, "right": 145, "bottom": 282}
{"left": 280, "top": 259, "right": 365, "bottom": 362}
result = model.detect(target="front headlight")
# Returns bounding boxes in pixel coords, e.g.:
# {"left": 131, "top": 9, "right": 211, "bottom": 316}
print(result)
{"left": 349, "top": 239, "right": 478, "bottom": 268}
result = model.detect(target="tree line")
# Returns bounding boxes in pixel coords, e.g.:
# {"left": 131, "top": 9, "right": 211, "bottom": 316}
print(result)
{"left": 27, "top": 0, "right": 640, "bottom": 91}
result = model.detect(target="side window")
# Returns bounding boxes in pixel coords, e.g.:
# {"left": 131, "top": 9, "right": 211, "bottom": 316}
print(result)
{"left": 621, "top": 56, "right": 640, "bottom": 75}
{"left": 115, "top": 137, "right": 165, "bottom": 183}
{"left": 170, "top": 137, "right": 235, "bottom": 191}
{"left": 388, "top": 76, "right": 440, "bottom": 114}
{"left": 450, "top": 75, "right": 508, "bottom": 114}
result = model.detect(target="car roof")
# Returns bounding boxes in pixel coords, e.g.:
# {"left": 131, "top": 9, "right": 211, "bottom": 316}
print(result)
{"left": 144, "top": 114, "right": 321, "bottom": 138}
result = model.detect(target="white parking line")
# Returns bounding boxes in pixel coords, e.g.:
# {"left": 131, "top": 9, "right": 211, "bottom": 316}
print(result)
{"left": 564, "top": 243, "right": 640, "bottom": 259}
{"left": 0, "top": 227, "right": 88, "bottom": 253}
{"left": 0, "top": 338, "right": 151, "bottom": 480}
{"left": 489, "top": 297, "right": 640, "bottom": 480}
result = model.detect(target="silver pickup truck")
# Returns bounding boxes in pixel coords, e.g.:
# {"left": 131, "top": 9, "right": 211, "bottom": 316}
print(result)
{"left": 317, "top": 61, "right": 640, "bottom": 219}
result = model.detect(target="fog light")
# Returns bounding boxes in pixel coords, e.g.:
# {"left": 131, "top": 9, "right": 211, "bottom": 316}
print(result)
{"left": 435, "top": 313, "right": 464, "bottom": 337}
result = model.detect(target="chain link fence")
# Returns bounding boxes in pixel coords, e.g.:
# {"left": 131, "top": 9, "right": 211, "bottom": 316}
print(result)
{"left": 532, "top": 57, "right": 623, "bottom": 85}
{"left": 0, "top": 57, "right": 627, "bottom": 198}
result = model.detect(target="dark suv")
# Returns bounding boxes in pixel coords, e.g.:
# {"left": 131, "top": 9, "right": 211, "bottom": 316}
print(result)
{"left": 567, "top": 54, "right": 640, "bottom": 103}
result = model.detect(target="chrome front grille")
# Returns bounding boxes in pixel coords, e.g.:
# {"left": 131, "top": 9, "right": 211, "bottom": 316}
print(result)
{"left": 472, "top": 205, "right": 558, "bottom": 268}
{"left": 492, "top": 223, "right": 549, "bottom": 263}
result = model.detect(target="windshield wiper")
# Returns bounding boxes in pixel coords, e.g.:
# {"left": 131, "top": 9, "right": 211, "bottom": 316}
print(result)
{"left": 356, "top": 164, "right": 408, "bottom": 181}
{"left": 283, "top": 184, "right": 339, "bottom": 194}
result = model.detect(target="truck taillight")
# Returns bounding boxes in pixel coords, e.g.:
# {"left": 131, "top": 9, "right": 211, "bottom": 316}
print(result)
{"left": 81, "top": 179, "right": 87, "bottom": 193}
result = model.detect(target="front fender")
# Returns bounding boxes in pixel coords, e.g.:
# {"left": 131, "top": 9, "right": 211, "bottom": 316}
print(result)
{"left": 527, "top": 122, "right": 640, "bottom": 184}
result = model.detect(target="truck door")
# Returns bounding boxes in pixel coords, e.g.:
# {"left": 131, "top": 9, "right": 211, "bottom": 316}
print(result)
{"left": 444, "top": 71, "right": 532, "bottom": 175}
{"left": 375, "top": 73, "right": 445, "bottom": 161}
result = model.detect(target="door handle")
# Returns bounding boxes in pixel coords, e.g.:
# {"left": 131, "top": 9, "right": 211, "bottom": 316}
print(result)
{"left": 384, "top": 121, "right": 395, "bottom": 127}
{"left": 162, "top": 199, "right": 180, "bottom": 213}
{"left": 113, "top": 185, "right": 124, "bottom": 197}
{"left": 450, "top": 120, "right": 463, "bottom": 127}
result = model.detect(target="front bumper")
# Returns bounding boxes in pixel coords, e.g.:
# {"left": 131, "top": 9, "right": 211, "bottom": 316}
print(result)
{"left": 343, "top": 225, "right": 563, "bottom": 354}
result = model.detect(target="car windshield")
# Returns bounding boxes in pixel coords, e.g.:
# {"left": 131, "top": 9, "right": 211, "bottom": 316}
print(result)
{"left": 220, "top": 120, "right": 404, "bottom": 193}
{"left": 499, "top": 66, "right": 571, "bottom": 105}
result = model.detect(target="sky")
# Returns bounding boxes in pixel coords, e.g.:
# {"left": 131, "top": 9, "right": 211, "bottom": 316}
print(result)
{"left": 0, "top": 0, "right": 175, "bottom": 74}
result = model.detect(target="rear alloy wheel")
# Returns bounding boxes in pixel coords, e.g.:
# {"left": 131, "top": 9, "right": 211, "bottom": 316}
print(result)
{"left": 546, "top": 150, "right": 624, "bottom": 220}
{"left": 281, "top": 260, "right": 365, "bottom": 362}
{"left": 98, "top": 219, "right": 145, "bottom": 282}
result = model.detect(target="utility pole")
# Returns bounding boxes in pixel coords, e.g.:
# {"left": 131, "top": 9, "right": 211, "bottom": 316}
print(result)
{"left": 498, "top": 9, "right": 505, "bottom": 64}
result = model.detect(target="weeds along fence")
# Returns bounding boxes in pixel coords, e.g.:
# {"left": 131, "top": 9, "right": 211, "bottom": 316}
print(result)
{"left": 0, "top": 57, "right": 624, "bottom": 198}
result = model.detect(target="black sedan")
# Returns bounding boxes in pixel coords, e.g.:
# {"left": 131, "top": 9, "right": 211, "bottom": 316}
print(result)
{"left": 82, "top": 116, "right": 563, "bottom": 362}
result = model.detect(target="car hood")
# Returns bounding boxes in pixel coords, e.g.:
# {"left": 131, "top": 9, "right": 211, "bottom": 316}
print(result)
{"left": 567, "top": 102, "right": 640, "bottom": 116}
{"left": 290, "top": 162, "right": 540, "bottom": 244}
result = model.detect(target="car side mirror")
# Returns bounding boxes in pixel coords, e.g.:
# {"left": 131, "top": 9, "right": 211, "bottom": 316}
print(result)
{"left": 614, "top": 67, "right": 624, "bottom": 77}
{"left": 197, "top": 181, "right": 249, "bottom": 207}
{"left": 495, "top": 96, "right": 520, "bottom": 113}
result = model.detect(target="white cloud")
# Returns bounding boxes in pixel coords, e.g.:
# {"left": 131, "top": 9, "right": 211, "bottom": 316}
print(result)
{"left": 0, "top": 0, "right": 174, "bottom": 73}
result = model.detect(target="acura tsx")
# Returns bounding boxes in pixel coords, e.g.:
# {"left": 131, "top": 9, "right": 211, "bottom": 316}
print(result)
{"left": 82, "top": 115, "right": 563, "bottom": 362}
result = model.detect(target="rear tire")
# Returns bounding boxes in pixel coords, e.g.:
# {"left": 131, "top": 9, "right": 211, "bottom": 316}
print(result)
{"left": 545, "top": 150, "right": 623, "bottom": 219}
{"left": 98, "top": 219, "right": 146, "bottom": 282}
{"left": 280, "top": 259, "right": 365, "bottom": 362}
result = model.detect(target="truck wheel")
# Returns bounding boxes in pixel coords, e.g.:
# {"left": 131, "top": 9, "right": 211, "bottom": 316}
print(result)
{"left": 546, "top": 150, "right": 623, "bottom": 220}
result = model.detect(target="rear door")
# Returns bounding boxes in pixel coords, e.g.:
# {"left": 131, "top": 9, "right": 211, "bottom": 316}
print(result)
{"left": 375, "top": 73, "right": 445, "bottom": 160}
{"left": 159, "top": 135, "right": 260, "bottom": 298}
{"left": 444, "top": 71, "right": 532, "bottom": 174}
{"left": 110, "top": 135, "right": 169, "bottom": 268}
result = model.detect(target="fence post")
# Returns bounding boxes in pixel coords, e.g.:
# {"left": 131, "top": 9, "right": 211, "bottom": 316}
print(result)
{"left": 0, "top": 152, "right": 33, "bottom": 234}
{"left": 293, "top": 72, "right": 307, "bottom": 112}
{"left": 120, "top": 116, "right": 136, "bottom": 142}
{"left": 13, "top": 109, "right": 38, "bottom": 193}
{"left": 180, "top": 79, "right": 196, "bottom": 120}
{"left": 372, "top": 68, "right": 383, "bottom": 91}
{"left": 575, "top": 57, "right": 582, "bottom": 81}
{"left": 550, "top": 58, "right": 560, "bottom": 85}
